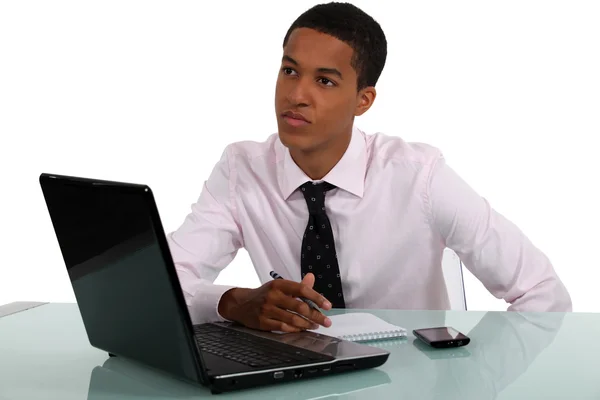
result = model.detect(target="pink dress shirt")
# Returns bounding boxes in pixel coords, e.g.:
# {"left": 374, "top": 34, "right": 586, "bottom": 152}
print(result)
{"left": 166, "top": 126, "right": 572, "bottom": 324}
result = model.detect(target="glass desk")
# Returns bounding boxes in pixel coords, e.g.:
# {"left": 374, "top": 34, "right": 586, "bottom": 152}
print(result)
{"left": 1, "top": 302, "right": 599, "bottom": 399}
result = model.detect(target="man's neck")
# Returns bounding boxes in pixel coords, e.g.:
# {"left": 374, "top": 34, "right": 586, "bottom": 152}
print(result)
{"left": 290, "top": 133, "right": 351, "bottom": 180}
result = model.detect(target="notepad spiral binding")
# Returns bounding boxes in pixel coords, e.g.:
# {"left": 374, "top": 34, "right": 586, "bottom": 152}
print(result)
{"left": 341, "top": 329, "right": 407, "bottom": 342}
{"left": 367, "top": 338, "right": 408, "bottom": 348}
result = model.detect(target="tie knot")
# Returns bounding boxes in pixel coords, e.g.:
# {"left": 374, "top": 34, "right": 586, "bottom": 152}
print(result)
{"left": 300, "top": 181, "right": 335, "bottom": 213}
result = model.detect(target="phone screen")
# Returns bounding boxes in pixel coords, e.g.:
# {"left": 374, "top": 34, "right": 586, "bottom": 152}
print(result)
{"left": 416, "top": 327, "right": 466, "bottom": 342}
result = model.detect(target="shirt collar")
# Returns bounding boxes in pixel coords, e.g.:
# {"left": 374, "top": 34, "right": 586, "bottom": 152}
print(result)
{"left": 278, "top": 125, "right": 366, "bottom": 200}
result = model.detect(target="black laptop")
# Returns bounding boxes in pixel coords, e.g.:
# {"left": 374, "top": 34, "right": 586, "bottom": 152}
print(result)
{"left": 39, "top": 173, "right": 389, "bottom": 394}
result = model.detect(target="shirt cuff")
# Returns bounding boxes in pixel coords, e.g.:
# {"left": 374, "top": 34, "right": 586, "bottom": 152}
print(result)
{"left": 187, "top": 283, "right": 236, "bottom": 324}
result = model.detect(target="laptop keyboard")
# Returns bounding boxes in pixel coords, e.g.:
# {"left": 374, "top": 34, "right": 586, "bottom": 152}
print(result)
{"left": 194, "top": 323, "right": 332, "bottom": 369}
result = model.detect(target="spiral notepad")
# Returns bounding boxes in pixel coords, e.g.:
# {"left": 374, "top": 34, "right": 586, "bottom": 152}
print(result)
{"left": 313, "top": 312, "right": 407, "bottom": 342}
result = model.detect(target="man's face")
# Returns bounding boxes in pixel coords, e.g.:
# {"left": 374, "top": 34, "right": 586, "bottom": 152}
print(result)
{"left": 275, "top": 28, "right": 370, "bottom": 153}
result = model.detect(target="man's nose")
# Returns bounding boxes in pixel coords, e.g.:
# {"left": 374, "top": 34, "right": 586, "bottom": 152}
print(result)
{"left": 286, "top": 78, "right": 312, "bottom": 106}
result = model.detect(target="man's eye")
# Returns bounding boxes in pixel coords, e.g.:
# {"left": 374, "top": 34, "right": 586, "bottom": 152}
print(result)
{"left": 318, "top": 78, "right": 335, "bottom": 87}
{"left": 282, "top": 67, "right": 296, "bottom": 75}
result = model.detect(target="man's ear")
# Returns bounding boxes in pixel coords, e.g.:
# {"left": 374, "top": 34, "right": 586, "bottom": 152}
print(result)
{"left": 355, "top": 86, "right": 377, "bottom": 116}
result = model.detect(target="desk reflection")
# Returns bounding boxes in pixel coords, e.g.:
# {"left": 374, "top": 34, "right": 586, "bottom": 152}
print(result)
{"left": 405, "top": 311, "right": 564, "bottom": 399}
{"left": 85, "top": 310, "right": 562, "bottom": 399}
{"left": 86, "top": 354, "right": 391, "bottom": 400}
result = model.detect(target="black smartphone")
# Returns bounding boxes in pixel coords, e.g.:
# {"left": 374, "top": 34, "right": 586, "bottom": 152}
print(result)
{"left": 413, "top": 326, "right": 470, "bottom": 348}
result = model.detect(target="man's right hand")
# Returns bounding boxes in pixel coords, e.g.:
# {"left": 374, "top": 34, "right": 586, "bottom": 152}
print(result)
{"left": 217, "top": 273, "right": 333, "bottom": 333}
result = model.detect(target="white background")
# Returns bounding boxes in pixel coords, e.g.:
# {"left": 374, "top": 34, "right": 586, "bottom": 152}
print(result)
{"left": 1, "top": 1, "right": 598, "bottom": 312}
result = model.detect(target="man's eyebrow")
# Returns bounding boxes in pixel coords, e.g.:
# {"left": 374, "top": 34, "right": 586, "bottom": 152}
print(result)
{"left": 282, "top": 55, "right": 298, "bottom": 65}
{"left": 316, "top": 67, "right": 343, "bottom": 80}
{"left": 282, "top": 55, "right": 344, "bottom": 80}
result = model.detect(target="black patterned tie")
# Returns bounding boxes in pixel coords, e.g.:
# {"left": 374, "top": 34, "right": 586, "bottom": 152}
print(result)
{"left": 299, "top": 181, "right": 346, "bottom": 308}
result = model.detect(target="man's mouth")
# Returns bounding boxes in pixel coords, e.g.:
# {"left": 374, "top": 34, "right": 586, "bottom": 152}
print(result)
{"left": 282, "top": 111, "right": 311, "bottom": 127}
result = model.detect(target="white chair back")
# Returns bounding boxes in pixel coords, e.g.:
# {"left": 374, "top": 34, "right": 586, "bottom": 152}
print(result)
{"left": 441, "top": 248, "right": 467, "bottom": 310}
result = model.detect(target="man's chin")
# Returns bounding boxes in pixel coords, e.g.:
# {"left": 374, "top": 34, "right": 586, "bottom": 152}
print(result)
{"left": 278, "top": 130, "right": 312, "bottom": 150}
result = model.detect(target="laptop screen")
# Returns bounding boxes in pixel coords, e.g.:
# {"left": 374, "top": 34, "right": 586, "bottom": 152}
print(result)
{"left": 40, "top": 175, "right": 204, "bottom": 384}
{"left": 43, "top": 181, "right": 152, "bottom": 278}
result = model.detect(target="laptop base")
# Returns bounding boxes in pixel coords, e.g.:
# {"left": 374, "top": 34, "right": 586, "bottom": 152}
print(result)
{"left": 209, "top": 354, "right": 388, "bottom": 394}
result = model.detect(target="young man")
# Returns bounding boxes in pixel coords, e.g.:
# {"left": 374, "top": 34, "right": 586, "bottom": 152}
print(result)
{"left": 166, "top": 2, "right": 571, "bottom": 332}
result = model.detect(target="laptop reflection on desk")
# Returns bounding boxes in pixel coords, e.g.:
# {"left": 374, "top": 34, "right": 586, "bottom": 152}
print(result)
{"left": 87, "top": 356, "right": 392, "bottom": 400}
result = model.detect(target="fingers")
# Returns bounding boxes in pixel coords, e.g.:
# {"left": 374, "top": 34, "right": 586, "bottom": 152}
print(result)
{"left": 277, "top": 294, "right": 332, "bottom": 328}
{"left": 254, "top": 277, "right": 335, "bottom": 334}
{"left": 269, "top": 304, "right": 319, "bottom": 331}
{"left": 301, "top": 272, "right": 315, "bottom": 287}
{"left": 275, "top": 276, "right": 332, "bottom": 311}
{"left": 258, "top": 301, "right": 314, "bottom": 332}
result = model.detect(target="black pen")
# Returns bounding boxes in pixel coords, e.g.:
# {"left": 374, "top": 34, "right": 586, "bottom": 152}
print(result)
{"left": 269, "top": 271, "right": 324, "bottom": 314}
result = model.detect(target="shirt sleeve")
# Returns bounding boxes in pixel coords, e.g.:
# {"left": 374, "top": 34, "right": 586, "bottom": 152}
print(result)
{"left": 166, "top": 146, "right": 245, "bottom": 324}
{"left": 425, "top": 154, "right": 572, "bottom": 312}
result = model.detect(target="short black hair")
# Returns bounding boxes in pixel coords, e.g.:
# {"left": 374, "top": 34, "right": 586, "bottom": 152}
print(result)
{"left": 282, "top": 2, "right": 387, "bottom": 91}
